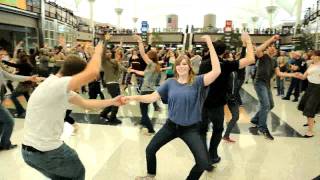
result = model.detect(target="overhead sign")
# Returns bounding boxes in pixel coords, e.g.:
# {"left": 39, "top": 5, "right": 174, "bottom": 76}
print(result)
{"left": 0, "top": 0, "right": 27, "bottom": 10}
{"left": 141, "top": 21, "right": 149, "bottom": 43}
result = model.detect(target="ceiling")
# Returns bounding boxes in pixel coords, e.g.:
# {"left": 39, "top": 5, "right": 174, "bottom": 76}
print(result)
{"left": 52, "top": 0, "right": 315, "bottom": 29}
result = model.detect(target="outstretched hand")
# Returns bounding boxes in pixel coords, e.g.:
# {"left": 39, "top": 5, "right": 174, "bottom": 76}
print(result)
{"left": 28, "top": 75, "right": 45, "bottom": 83}
{"left": 241, "top": 32, "right": 251, "bottom": 43}
{"left": 94, "top": 41, "right": 104, "bottom": 55}
{"left": 113, "top": 96, "right": 127, "bottom": 106}
{"left": 272, "top": 35, "right": 280, "bottom": 42}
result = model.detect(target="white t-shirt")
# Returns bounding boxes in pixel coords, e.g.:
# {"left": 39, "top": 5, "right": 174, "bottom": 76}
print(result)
{"left": 307, "top": 65, "right": 320, "bottom": 84}
{"left": 23, "top": 75, "right": 76, "bottom": 151}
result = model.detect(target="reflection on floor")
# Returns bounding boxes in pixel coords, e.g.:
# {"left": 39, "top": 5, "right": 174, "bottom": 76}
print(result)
{"left": 0, "top": 83, "right": 319, "bottom": 180}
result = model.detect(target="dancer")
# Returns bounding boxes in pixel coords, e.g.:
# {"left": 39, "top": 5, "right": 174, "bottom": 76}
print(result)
{"left": 199, "top": 32, "right": 255, "bottom": 165}
{"left": 128, "top": 35, "right": 161, "bottom": 134}
{"left": 124, "top": 35, "right": 220, "bottom": 180}
{"left": 22, "top": 42, "right": 124, "bottom": 180}
{"left": 251, "top": 35, "right": 299, "bottom": 140}
{"left": 223, "top": 42, "right": 247, "bottom": 142}
{"left": 100, "top": 48, "right": 126, "bottom": 125}
{"left": 296, "top": 50, "right": 320, "bottom": 137}
{"left": 0, "top": 58, "right": 41, "bottom": 150}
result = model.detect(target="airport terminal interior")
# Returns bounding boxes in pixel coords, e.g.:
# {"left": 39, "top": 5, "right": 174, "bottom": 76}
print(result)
{"left": 0, "top": 0, "right": 320, "bottom": 180}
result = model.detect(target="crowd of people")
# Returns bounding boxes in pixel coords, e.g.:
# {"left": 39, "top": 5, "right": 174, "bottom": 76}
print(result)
{"left": 0, "top": 32, "right": 319, "bottom": 180}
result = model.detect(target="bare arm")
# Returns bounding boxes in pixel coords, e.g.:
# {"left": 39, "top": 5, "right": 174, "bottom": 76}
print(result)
{"left": 202, "top": 35, "right": 221, "bottom": 86}
{"left": 256, "top": 35, "right": 279, "bottom": 58}
{"left": 133, "top": 35, "right": 152, "bottom": 64}
{"left": 67, "top": 42, "right": 103, "bottom": 92}
{"left": 125, "top": 91, "right": 161, "bottom": 104}
{"left": 239, "top": 33, "right": 255, "bottom": 69}
{"left": 275, "top": 67, "right": 296, "bottom": 78}
{"left": 128, "top": 68, "right": 144, "bottom": 76}
{"left": 69, "top": 93, "right": 123, "bottom": 109}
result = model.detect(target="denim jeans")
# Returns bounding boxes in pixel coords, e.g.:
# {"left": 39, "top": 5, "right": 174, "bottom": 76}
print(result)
{"left": 223, "top": 101, "right": 240, "bottom": 138}
{"left": 200, "top": 105, "right": 224, "bottom": 160}
{"left": 139, "top": 91, "right": 155, "bottom": 133}
{"left": 0, "top": 104, "right": 14, "bottom": 148}
{"left": 276, "top": 77, "right": 285, "bottom": 95}
{"left": 146, "top": 120, "right": 212, "bottom": 180}
{"left": 252, "top": 81, "right": 274, "bottom": 132}
{"left": 22, "top": 143, "right": 85, "bottom": 180}
{"left": 100, "top": 83, "right": 120, "bottom": 120}
{"left": 11, "top": 91, "right": 29, "bottom": 115}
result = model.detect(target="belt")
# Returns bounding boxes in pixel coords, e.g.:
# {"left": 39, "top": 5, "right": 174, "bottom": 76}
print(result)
{"left": 22, "top": 144, "right": 44, "bottom": 154}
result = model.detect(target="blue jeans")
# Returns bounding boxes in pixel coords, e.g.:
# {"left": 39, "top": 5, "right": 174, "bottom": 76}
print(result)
{"left": 252, "top": 81, "right": 274, "bottom": 131}
{"left": 22, "top": 143, "right": 85, "bottom": 180}
{"left": 0, "top": 104, "right": 14, "bottom": 148}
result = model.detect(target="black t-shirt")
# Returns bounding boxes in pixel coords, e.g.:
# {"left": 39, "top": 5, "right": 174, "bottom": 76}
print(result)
{"left": 199, "top": 57, "right": 239, "bottom": 107}
{"left": 254, "top": 54, "right": 278, "bottom": 86}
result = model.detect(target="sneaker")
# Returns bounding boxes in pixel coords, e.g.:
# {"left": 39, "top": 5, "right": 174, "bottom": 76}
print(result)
{"left": 141, "top": 128, "right": 155, "bottom": 136}
{"left": 292, "top": 98, "right": 298, "bottom": 102}
{"left": 282, "top": 97, "right": 290, "bottom": 100}
{"left": 0, "top": 144, "right": 18, "bottom": 151}
{"left": 259, "top": 129, "right": 274, "bottom": 140}
{"left": 135, "top": 175, "right": 156, "bottom": 180}
{"left": 106, "top": 118, "right": 122, "bottom": 125}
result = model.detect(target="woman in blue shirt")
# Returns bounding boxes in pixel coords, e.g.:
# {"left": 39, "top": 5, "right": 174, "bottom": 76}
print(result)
{"left": 123, "top": 35, "right": 221, "bottom": 180}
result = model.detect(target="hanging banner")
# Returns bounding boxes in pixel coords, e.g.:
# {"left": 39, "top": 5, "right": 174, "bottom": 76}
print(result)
{"left": 0, "top": 0, "right": 27, "bottom": 10}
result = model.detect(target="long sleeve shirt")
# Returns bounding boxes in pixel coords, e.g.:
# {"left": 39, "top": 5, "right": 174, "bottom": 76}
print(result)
{"left": 0, "top": 68, "right": 28, "bottom": 87}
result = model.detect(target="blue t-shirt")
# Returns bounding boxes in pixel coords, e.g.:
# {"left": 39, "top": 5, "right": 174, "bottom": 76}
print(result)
{"left": 157, "top": 75, "right": 208, "bottom": 126}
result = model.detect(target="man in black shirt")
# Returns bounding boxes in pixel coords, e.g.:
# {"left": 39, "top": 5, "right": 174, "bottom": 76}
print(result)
{"left": 251, "top": 35, "right": 297, "bottom": 140}
{"left": 199, "top": 33, "right": 255, "bottom": 164}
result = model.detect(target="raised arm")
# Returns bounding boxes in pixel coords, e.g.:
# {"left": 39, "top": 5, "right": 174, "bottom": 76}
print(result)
{"left": 13, "top": 41, "right": 24, "bottom": 60}
{"left": 202, "top": 35, "right": 221, "bottom": 86}
{"left": 239, "top": 32, "right": 255, "bottom": 69}
{"left": 133, "top": 35, "right": 152, "bottom": 64}
{"left": 256, "top": 35, "right": 279, "bottom": 58}
{"left": 67, "top": 42, "right": 103, "bottom": 92}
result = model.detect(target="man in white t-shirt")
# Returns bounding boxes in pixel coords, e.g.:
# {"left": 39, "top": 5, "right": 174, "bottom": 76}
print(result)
{"left": 22, "top": 42, "right": 124, "bottom": 180}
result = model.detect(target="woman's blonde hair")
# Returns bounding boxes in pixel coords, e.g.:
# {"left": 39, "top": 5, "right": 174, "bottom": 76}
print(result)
{"left": 174, "top": 55, "right": 195, "bottom": 84}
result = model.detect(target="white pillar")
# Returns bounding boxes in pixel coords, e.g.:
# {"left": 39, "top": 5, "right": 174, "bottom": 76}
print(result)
{"left": 88, "top": 0, "right": 95, "bottom": 37}
{"left": 294, "top": 0, "right": 302, "bottom": 35}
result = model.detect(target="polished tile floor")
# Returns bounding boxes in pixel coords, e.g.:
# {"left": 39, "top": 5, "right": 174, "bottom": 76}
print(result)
{"left": 0, "top": 82, "right": 319, "bottom": 180}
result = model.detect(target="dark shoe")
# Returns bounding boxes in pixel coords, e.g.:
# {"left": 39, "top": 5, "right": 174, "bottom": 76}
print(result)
{"left": 0, "top": 144, "right": 18, "bottom": 151}
{"left": 211, "top": 156, "right": 221, "bottom": 165}
{"left": 14, "top": 112, "right": 26, "bottom": 118}
{"left": 259, "top": 129, "right": 274, "bottom": 140}
{"left": 282, "top": 97, "right": 290, "bottom": 100}
{"left": 292, "top": 98, "right": 298, "bottom": 102}
{"left": 312, "top": 175, "right": 320, "bottom": 180}
{"left": 106, "top": 118, "right": 122, "bottom": 125}
{"left": 303, "top": 134, "right": 314, "bottom": 138}
{"left": 250, "top": 120, "right": 259, "bottom": 127}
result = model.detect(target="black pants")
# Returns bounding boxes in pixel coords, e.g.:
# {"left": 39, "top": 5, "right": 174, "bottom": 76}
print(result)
{"left": 237, "top": 79, "right": 244, "bottom": 105}
{"left": 200, "top": 105, "right": 224, "bottom": 160}
{"left": 140, "top": 91, "right": 155, "bottom": 133}
{"left": 285, "top": 78, "right": 300, "bottom": 99}
{"left": 88, "top": 81, "right": 105, "bottom": 100}
{"left": 100, "top": 83, "right": 120, "bottom": 120}
{"left": 64, "top": 110, "right": 75, "bottom": 125}
{"left": 224, "top": 101, "right": 239, "bottom": 138}
{"left": 146, "top": 120, "right": 212, "bottom": 180}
